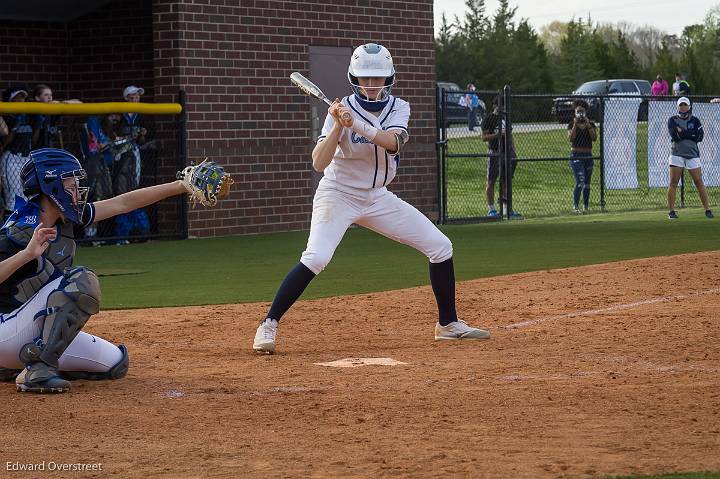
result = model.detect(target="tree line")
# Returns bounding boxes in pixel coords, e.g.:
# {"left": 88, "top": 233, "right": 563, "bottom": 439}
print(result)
{"left": 435, "top": 0, "right": 720, "bottom": 94}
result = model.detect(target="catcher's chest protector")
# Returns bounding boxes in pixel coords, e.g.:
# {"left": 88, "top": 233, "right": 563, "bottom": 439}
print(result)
{"left": 4, "top": 221, "right": 76, "bottom": 302}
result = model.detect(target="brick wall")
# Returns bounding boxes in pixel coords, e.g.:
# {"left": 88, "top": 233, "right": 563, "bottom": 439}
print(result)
{"left": 0, "top": 0, "right": 155, "bottom": 103}
{"left": 67, "top": 0, "right": 155, "bottom": 102}
{"left": 1, "top": 0, "right": 437, "bottom": 238}
{"left": 152, "top": 0, "right": 437, "bottom": 237}
{"left": 0, "top": 22, "right": 69, "bottom": 97}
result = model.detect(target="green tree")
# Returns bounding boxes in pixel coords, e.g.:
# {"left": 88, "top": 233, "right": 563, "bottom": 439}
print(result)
{"left": 434, "top": 2, "right": 579, "bottom": 93}
{"left": 650, "top": 38, "right": 681, "bottom": 89}
{"left": 678, "top": 15, "right": 720, "bottom": 93}
{"left": 599, "top": 30, "right": 642, "bottom": 79}
{"left": 509, "top": 20, "right": 553, "bottom": 92}
{"left": 556, "top": 19, "right": 603, "bottom": 91}
{"left": 457, "top": 0, "right": 489, "bottom": 41}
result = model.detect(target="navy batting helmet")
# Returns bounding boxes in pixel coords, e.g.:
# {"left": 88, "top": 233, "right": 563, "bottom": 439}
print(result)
{"left": 21, "top": 148, "right": 89, "bottom": 224}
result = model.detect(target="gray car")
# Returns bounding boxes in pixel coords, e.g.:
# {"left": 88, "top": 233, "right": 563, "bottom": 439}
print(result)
{"left": 552, "top": 79, "right": 652, "bottom": 123}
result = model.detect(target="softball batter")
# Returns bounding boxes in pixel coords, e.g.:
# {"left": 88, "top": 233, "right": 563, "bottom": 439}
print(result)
{"left": 253, "top": 43, "right": 490, "bottom": 353}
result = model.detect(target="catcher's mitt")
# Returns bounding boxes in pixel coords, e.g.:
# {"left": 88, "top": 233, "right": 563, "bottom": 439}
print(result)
{"left": 177, "top": 159, "right": 233, "bottom": 207}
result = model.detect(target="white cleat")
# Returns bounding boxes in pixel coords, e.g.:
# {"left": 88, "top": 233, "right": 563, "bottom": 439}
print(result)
{"left": 435, "top": 320, "right": 490, "bottom": 340}
{"left": 253, "top": 318, "right": 278, "bottom": 354}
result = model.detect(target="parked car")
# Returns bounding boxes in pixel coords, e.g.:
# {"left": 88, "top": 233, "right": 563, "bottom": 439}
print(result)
{"left": 437, "top": 81, "right": 486, "bottom": 128}
{"left": 552, "top": 79, "right": 651, "bottom": 123}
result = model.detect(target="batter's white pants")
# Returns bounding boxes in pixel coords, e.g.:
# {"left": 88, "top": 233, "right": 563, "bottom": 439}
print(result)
{"left": 0, "top": 277, "right": 122, "bottom": 371}
{"left": 300, "top": 178, "right": 453, "bottom": 274}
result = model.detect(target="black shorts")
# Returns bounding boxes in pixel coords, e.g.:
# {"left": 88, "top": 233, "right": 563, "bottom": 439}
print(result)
{"left": 487, "top": 147, "right": 518, "bottom": 183}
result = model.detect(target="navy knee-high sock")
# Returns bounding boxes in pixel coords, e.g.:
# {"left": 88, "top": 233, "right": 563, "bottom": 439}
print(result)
{"left": 429, "top": 258, "right": 458, "bottom": 326}
{"left": 267, "top": 262, "right": 316, "bottom": 322}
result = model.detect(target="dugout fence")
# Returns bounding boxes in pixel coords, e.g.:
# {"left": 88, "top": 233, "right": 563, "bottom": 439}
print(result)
{"left": 0, "top": 92, "right": 188, "bottom": 244}
{"left": 437, "top": 87, "right": 720, "bottom": 222}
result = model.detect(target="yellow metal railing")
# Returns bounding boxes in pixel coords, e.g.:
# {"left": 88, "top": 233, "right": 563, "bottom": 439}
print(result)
{"left": 0, "top": 102, "right": 182, "bottom": 115}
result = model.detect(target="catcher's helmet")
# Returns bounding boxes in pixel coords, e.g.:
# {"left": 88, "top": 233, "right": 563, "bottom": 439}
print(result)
{"left": 348, "top": 43, "right": 395, "bottom": 103}
{"left": 21, "top": 148, "right": 89, "bottom": 224}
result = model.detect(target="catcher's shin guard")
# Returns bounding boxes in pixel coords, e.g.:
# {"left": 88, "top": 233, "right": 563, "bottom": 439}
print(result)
{"left": 18, "top": 267, "right": 100, "bottom": 393}
{"left": 60, "top": 344, "right": 129, "bottom": 381}
{"left": 38, "top": 267, "right": 101, "bottom": 369}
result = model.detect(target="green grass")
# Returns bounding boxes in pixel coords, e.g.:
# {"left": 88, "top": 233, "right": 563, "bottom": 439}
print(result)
{"left": 445, "top": 123, "right": 720, "bottom": 219}
{"left": 76, "top": 210, "right": 720, "bottom": 309}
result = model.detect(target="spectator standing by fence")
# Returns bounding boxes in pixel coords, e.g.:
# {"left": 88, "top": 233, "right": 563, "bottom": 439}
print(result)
{"left": 107, "top": 86, "right": 150, "bottom": 240}
{"left": 463, "top": 83, "right": 481, "bottom": 131}
{"left": 0, "top": 87, "right": 32, "bottom": 217}
{"left": 567, "top": 100, "right": 597, "bottom": 214}
{"left": 481, "top": 96, "right": 521, "bottom": 219}
{"left": 651, "top": 75, "right": 669, "bottom": 96}
{"left": 31, "top": 84, "right": 81, "bottom": 150}
{"left": 667, "top": 97, "right": 713, "bottom": 219}
{"left": 673, "top": 73, "right": 691, "bottom": 96}
{"left": 112, "top": 86, "right": 147, "bottom": 194}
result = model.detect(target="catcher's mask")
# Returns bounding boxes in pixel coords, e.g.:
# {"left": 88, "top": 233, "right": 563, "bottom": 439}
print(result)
{"left": 21, "top": 148, "right": 89, "bottom": 224}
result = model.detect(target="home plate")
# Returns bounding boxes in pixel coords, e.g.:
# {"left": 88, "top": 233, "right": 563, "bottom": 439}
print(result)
{"left": 314, "top": 357, "right": 407, "bottom": 368}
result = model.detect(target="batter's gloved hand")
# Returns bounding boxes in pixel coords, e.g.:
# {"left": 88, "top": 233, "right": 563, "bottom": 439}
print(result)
{"left": 177, "top": 158, "right": 234, "bottom": 207}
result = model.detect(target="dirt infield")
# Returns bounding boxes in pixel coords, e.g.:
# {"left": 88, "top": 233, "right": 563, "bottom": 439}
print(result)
{"left": 2, "top": 251, "right": 719, "bottom": 478}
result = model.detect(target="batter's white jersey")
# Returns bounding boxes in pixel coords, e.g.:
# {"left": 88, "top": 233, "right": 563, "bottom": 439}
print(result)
{"left": 318, "top": 95, "right": 410, "bottom": 189}
{"left": 300, "top": 94, "right": 453, "bottom": 275}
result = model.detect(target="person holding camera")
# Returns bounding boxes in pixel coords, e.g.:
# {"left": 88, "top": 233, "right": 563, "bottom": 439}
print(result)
{"left": 567, "top": 99, "right": 597, "bottom": 214}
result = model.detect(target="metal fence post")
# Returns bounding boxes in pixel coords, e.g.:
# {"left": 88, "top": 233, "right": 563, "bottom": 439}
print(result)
{"left": 599, "top": 95, "right": 606, "bottom": 211}
{"left": 435, "top": 86, "right": 444, "bottom": 224}
{"left": 503, "top": 84, "right": 512, "bottom": 219}
{"left": 177, "top": 89, "right": 188, "bottom": 239}
{"left": 441, "top": 88, "right": 449, "bottom": 224}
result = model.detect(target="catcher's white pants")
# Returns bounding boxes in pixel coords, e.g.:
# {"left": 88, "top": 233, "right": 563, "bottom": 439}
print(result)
{"left": 0, "top": 277, "right": 123, "bottom": 371}
{"left": 300, "top": 178, "right": 453, "bottom": 274}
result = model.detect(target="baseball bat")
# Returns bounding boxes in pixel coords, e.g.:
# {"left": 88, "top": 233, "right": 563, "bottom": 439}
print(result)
{"left": 290, "top": 72, "right": 352, "bottom": 125}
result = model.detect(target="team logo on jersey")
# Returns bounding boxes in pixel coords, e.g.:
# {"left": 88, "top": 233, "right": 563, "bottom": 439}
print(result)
{"left": 351, "top": 132, "right": 371, "bottom": 144}
{"left": 23, "top": 215, "right": 38, "bottom": 225}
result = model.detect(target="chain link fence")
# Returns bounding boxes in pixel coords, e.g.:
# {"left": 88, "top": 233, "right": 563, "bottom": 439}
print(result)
{"left": 437, "top": 87, "right": 720, "bottom": 222}
{"left": 0, "top": 93, "right": 187, "bottom": 244}
{"left": 436, "top": 87, "right": 501, "bottom": 222}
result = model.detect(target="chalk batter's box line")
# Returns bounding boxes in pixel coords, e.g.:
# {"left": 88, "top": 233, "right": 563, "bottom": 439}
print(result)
{"left": 497, "top": 287, "right": 720, "bottom": 331}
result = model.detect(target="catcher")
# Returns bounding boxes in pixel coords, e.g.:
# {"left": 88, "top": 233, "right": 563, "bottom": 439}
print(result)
{"left": 0, "top": 148, "right": 231, "bottom": 393}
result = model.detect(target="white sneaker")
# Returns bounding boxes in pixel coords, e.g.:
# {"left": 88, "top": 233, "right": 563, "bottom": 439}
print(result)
{"left": 253, "top": 318, "right": 278, "bottom": 354}
{"left": 434, "top": 320, "right": 490, "bottom": 340}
